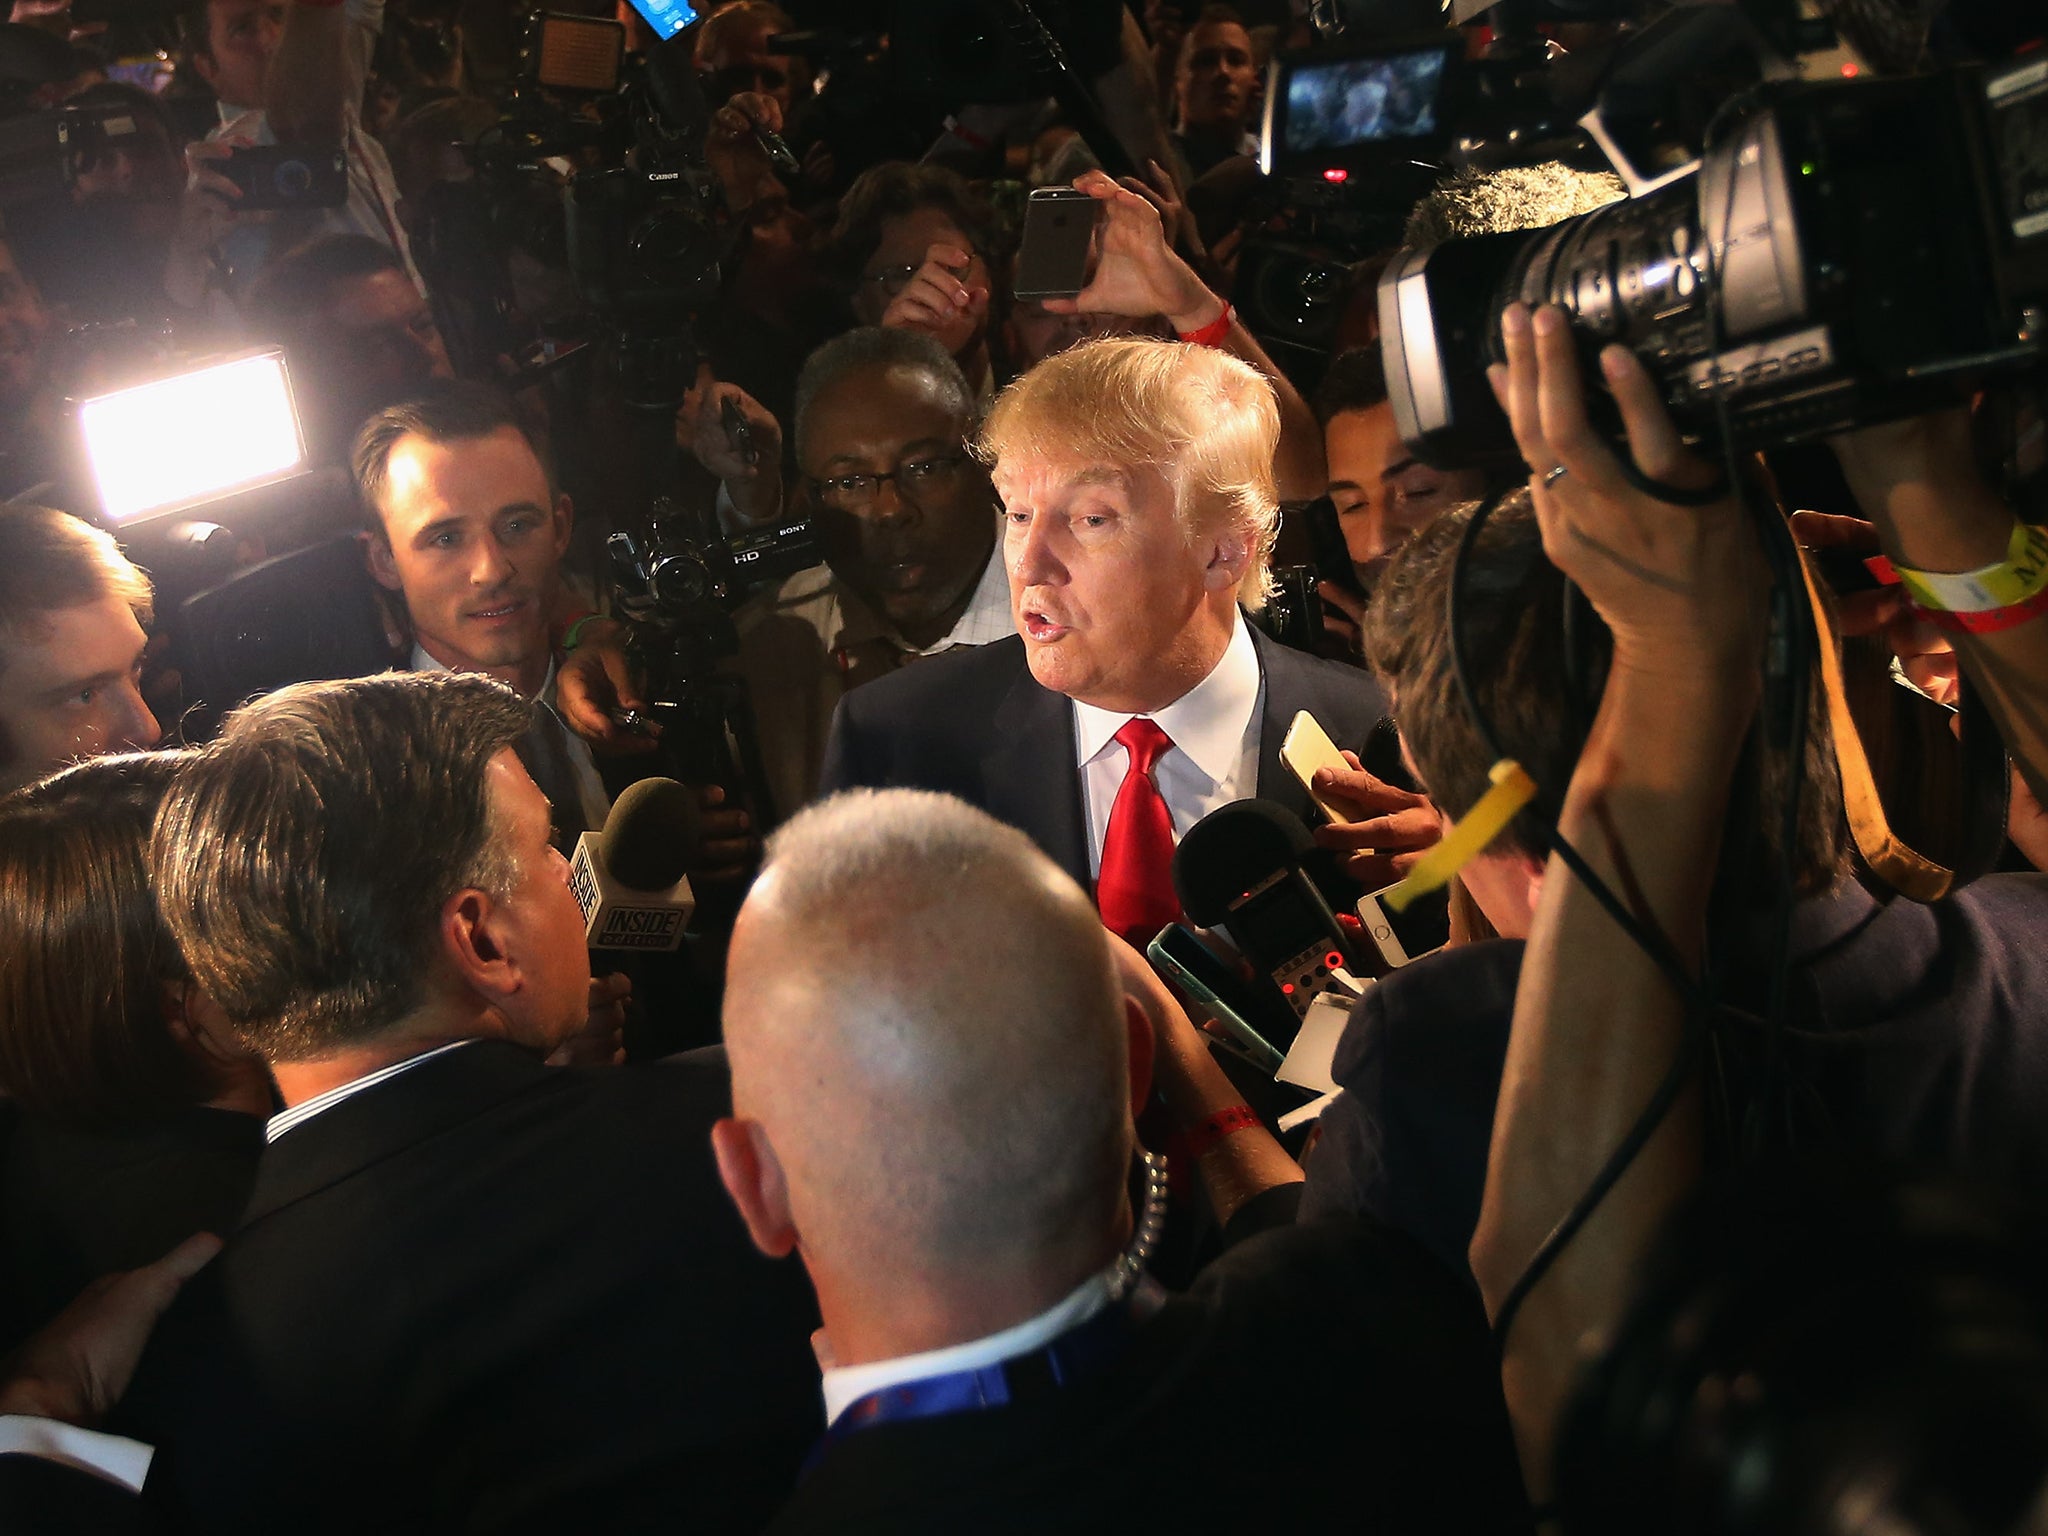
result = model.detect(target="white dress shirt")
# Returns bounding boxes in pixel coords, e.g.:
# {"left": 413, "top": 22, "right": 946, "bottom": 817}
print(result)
{"left": 265, "top": 1040, "right": 474, "bottom": 1143}
{"left": 0, "top": 1416, "right": 152, "bottom": 1492}
{"left": 817, "top": 1268, "right": 1116, "bottom": 1427}
{"left": 1072, "top": 612, "right": 1265, "bottom": 879}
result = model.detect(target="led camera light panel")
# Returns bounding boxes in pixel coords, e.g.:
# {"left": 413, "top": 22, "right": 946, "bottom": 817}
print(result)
{"left": 80, "top": 352, "right": 304, "bottom": 525}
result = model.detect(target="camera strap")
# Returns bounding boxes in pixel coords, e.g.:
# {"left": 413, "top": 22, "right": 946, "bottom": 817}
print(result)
{"left": 1797, "top": 548, "right": 2011, "bottom": 902}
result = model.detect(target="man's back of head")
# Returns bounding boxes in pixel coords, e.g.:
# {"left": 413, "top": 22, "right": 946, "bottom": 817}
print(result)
{"left": 149, "top": 669, "right": 538, "bottom": 1064}
{"left": 720, "top": 788, "right": 1133, "bottom": 1353}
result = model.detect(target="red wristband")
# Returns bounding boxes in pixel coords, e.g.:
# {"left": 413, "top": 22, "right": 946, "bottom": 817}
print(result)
{"left": 1176, "top": 303, "right": 1233, "bottom": 349}
{"left": 1180, "top": 1103, "right": 1261, "bottom": 1160}
{"left": 1913, "top": 585, "right": 2048, "bottom": 635}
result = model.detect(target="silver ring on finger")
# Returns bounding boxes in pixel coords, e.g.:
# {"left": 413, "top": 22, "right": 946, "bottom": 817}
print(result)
{"left": 1541, "top": 463, "right": 1570, "bottom": 488}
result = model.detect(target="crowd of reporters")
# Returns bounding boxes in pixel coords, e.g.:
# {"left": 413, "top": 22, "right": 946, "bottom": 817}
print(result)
{"left": 1, "top": 0, "right": 2046, "bottom": 1530}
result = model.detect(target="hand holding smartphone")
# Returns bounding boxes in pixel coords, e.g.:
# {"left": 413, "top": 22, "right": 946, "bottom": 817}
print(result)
{"left": 1013, "top": 187, "right": 1101, "bottom": 302}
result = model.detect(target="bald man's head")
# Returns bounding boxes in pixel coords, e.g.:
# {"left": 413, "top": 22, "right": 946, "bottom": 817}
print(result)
{"left": 721, "top": 790, "right": 1132, "bottom": 1301}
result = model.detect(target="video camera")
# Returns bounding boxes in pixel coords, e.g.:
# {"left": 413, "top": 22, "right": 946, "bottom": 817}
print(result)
{"left": 1365, "top": 17, "right": 2048, "bottom": 467}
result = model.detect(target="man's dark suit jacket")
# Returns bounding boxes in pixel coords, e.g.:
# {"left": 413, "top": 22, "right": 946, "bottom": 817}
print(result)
{"left": 116, "top": 1041, "right": 823, "bottom": 1534}
{"left": 766, "top": 1217, "right": 1533, "bottom": 1534}
{"left": 0, "top": 1456, "right": 158, "bottom": 1536}
{"left": 1301, "top": 875, "right": 2048, "bottom": 1279}
{"left": 817, "top": 630, "right": 1391, "bottom": 889}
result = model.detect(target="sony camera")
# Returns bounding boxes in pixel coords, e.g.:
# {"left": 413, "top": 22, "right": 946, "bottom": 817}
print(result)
{"left": 608, "top": 498, "right": 821, "bottom": 641}
{"left": 1378, "top": 57, "right": 2048, "bottom": 468}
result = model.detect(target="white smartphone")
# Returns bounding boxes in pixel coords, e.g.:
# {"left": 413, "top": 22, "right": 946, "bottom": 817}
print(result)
{"left": 1279, "top": 709, "right": 1354, "bottom": 824}
{"left": 1356, "top": 885, "right": 1446, "bottom": 969}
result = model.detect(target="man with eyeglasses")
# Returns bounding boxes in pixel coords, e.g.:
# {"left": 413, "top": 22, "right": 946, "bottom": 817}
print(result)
{"left": 729, "top": 327, "right": 1007, "bottom": 825}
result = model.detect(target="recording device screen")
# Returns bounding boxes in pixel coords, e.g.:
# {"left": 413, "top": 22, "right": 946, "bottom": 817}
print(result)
{"left": 1285, "top": 48, "right": 1447, "bottom": 153}
{"left": 625, "top": 0, "right": 698, "bottom": 39}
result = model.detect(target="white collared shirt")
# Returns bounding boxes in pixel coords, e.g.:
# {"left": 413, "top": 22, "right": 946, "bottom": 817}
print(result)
{"left": 0, "top": 1416, "right": 152, "bottom": 1492}
{"left": 1072, "top": 612, "right": 1265, "bottom": 879}
{"left": 818, "top": 1269, "right": 1116, "bottom": 1427}
{"left": 409, "top": 644, "right": 611, "bottom": 835}
{"left": 919, "top": 544, "right": 1015, "bottom": 654}
{"left": 265, "top": 1040, "right": 474, "bottom": 1143}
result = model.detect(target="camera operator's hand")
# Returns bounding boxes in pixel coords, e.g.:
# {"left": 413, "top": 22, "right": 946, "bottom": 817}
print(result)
{"left": 675, "top": 372, "right": 784, "bottom": 525}
{"left": 691, "top": 784, "right": 757, "bottom": 887}
{"left": 0, "top": 1232, "right": 221, "bottom": 1427}
{"left": 1043, "top": 169, "right": 1219, "bottom": 334}
{"left": 546, "top": 973, "right": 631, "bottom": 1068}
{"left": 1490, "top": 303, "right": 1767, "bottom": 679}
{"left": 556, "top": 621, "right": 660, "bottom": 757}
{"left": 706, "top": 91, "right": 787, "bottom": 216}
{"left": 879, "top": 241, "right": 990, "bottom": 359}
{"left": 1308, "top": 750, "right": 1440, "bottom": 889}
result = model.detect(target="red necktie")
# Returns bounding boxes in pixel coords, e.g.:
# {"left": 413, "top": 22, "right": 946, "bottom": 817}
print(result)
{"left": 1097, "top": 718, "right": 1181, "bottom": 948}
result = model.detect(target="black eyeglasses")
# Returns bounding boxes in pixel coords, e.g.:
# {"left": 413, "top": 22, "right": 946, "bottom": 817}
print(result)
{"left": 806, "top": 454, "right": 969, "bottom": 513}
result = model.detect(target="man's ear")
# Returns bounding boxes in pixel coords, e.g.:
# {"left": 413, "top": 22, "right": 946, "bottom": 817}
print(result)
{"left": 711, "top": 1117, "right": 799, "bottom": 1258}
{"left": 440, "top": 886, "right": 522, "bottom": 1014}
{"left": 1521, "top": 854, "right": 1547, "bottom": 924}
{"left": 550, "top": 492, "right": 574, "bottom": 558}
{"left": 1123, "top": 996, "right": 1156, "bottom": 1123}
{"left": 361, "top": 527, "right": 403, "bottom": 593}
{"left": 1201, "top": 526, "right": 1252, "bottom": 594}
{"left": 189, "top": 47, "right": 218, "bottom": 94}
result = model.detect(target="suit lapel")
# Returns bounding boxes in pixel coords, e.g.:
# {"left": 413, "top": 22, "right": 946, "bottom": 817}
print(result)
{"left": 984, "top": 654, "right": 1091, "bottom": 891}
{"left": 1251, "top": 627, "right": 1315, "bottom": 824}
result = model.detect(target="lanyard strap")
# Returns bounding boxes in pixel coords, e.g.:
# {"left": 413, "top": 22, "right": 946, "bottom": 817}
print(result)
{"left": 813, "top": 1285, "right": 1155, "bottom": 1463}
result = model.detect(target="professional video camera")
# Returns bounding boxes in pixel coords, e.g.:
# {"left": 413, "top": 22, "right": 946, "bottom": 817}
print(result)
{"left": 606, "top": 497, "right": 820, "bottom": 821}
{"left": 1369, "top": 16, "right": 2048, "bottom": 468}
{"left": 416, "top": 12, "right": 737, "bottom": 406}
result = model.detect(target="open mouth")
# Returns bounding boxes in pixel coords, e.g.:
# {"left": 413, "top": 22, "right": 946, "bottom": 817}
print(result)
{"left": 1021, "top": 609, "right": 1069, "bottom": 642}
{"left": 467, "top": 598, "right": 528, "bottom": 623}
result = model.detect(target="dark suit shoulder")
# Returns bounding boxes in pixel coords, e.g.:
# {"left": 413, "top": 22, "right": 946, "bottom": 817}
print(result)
{"left": 819, "top": 637, "right": 1034, "bottom": 797}
{"left": 0, "top": 1455, "right": 159, "bottom": 1536}
{"left": 1252, "top": 629, "right": 1387, "bottom": 740}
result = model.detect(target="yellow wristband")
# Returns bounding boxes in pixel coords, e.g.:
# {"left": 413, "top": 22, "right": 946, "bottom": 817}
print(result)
{"left": 1380, "top": 759, "right": 1537, "bottom": 913}
{"left": 1893, "top": 522, "right": 2048, "bottom": 613}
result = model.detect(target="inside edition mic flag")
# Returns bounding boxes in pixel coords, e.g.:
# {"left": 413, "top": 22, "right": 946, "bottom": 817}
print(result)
{"left": 569, "top": 776, "right": 699, "bottom": 952}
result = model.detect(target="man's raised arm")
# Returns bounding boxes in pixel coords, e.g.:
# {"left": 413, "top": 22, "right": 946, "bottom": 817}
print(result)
{"left": 1467, "top": 303, "right": 1769, "bottom": 1500}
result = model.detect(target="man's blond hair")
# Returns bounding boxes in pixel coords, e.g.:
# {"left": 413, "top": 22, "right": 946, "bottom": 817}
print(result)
{"left": 975, "top": 338, "right": 1281, "bottom": 610}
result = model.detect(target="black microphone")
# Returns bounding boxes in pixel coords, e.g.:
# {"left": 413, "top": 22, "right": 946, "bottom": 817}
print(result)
{"left": 568, "top": 777, "right": 699, "bottom": 952}
{"left": 1172, "top": 799, "right": 1366, "bottom": 1037}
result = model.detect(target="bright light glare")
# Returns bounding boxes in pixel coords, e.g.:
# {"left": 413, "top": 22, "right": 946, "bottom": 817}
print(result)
{"left": 80, "top": 352, "right": 304, "bottom": 524}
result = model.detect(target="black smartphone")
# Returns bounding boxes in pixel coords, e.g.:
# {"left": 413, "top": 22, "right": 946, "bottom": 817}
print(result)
{"left": 1145, "top": 923, "right": 1288, "bottom": 1071}
{"left": 1013, "top": 187, "right": 1099, "bottom": 302}
{"left": 222, "top": 144, "right": 347, "bottom": 212}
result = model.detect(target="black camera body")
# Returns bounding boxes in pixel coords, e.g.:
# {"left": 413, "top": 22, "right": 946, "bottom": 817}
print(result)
{"left": 1380, "top": 60, "right": 2048, "bottom": 468}
{"left": 609, "top": 500, "right": 821, "bottom": 645}
{"left": 220, "top": 143, "right": 349, "bottom": 212}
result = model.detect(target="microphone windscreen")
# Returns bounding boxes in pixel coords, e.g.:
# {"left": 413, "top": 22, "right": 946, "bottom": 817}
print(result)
{"left": 599, "top": 777, "right": 699, "bottom": 891}
{"left": 1172, "top": 799, "right": 1317, "bottom": 926}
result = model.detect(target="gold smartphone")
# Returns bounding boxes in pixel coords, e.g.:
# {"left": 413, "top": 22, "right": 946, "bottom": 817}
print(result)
{"left": 1279, "top": 710, "right": 1354, "bottom": 823}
